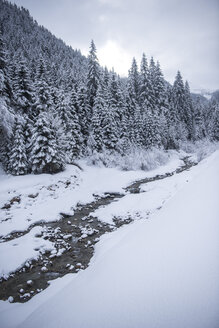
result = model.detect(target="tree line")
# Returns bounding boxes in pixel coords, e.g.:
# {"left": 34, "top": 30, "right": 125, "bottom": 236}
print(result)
{"left": 0, "top": 0, "right": 218, "bottom": 175}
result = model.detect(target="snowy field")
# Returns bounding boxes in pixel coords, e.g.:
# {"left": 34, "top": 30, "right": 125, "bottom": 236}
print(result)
{"left": 0, "top": 149, "right": 219, "bottom": 328}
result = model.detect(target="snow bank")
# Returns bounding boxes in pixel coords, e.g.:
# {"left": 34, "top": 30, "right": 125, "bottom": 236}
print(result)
{"left": 1, "top": 150, "right": 218, "bottom": 328}
{"left": 0, "top": 165, "right": 81, "bottom": 237}
{"left": 0, "top": 226, "right": 55, "bottom": 279}
{"left": 90, "top": 165, "right": 196, "bottom": 224}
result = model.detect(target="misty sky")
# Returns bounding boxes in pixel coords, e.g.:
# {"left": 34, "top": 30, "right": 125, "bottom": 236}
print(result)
{"left": 12, "top": 0, "right": 219, "bottom": 92}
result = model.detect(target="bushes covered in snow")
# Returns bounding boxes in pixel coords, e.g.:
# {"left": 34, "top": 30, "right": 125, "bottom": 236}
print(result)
{"left": 179, "top": 139, "right": 219, "bottom": 162}
{"left": 86, "top": 146, "right": 170, "bottom": 171}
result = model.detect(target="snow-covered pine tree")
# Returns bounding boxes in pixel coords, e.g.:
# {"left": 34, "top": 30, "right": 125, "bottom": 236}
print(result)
{"left": 148, "top": 57, "right": 157, "bottom": 112}
{"left": 13, "top": 58, "right": 34, "bottom": 115}
{"left": 209, "top": 100, "right": 219, "bottom": 140}
{"left": 76, "top": 81, "right": 90, "bottom": 149}
{"left": 29, "top": 111, "right": 65, "bottom": 174}
{"left": 127, "top": 58, "right": 140, "bottom": 114}
{"left": 143, "top": 109, "right": 161, "bottom": 148}
{"left": 172, "top": 71, "right": 185, "bottom": 119}
{"left": 86, "top": 40, "right": 100, "bottom": 110}
{"left": 139, "top": 53, "right": 152, "bottom": 110}
{"left": 172, "top": 71, "right": 189, "bottom": 139}
{"left": 102, "top": 104, "right": 118, "bottom": 151}
{"left": 103, "top": 66, "right": 110, "bottom": 87}
{"left": 106, "top": 71, "right": 123, "bottom": 139}
{"left": 184, "top": 81, "right": 195, "bottom": 140}
{"left": 113, "top": 78, "right": 130, "bottom": 154}
{"left": 12, "top": 58, "right": 35, "bottom": 159}
{"left": 165, "top": 89, "right": 177, "bottom": 149}
{"left": 0, "top": 28, "right": 14, "bottom": 166}
{"left": 117, "top": 113, "right": 130, "bottom": 154}
{"left": 7, "top": 116, "right": 28, "bottom": 175}
{"left": 32, "top": 57, "right": 52, "bottom": 118}
{"left": 133, "top": 104, "right": 143, "bottom": 146}
{"left": 153, "top": 61, "right": 166, "bottom": 113}
{"left": 193, "top": 96, "right": 206, "bottom": 140}
{"left": 68, "top": 91, "right": 83, "bottom": 161}
{"left": 88, "top": 83, "right": 104, "bottom": 153}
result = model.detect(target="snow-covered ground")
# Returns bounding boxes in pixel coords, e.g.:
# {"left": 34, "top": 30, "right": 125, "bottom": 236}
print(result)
{"left": 0, "top": 150, "right": 219, "bottom": 327}
{"left": 0, "top": 151, "right": 182, "bottom": 238}
{"left": 0, "top": 151, "right": 183, "bottom": 279}
{"left": 90, "top": 166, "right": 196, "bottom": 224}
{"left": 0, "top": 226, "right": 55, "bottom": 279}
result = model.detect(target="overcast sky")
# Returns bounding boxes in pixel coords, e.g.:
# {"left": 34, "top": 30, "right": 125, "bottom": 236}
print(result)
{"left": 12, "top": 0, "right": 219, "bottom": 92}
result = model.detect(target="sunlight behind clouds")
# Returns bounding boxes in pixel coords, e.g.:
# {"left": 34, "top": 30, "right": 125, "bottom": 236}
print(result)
{"left": 98, "top": 40, "right": 133, "bottom": 76}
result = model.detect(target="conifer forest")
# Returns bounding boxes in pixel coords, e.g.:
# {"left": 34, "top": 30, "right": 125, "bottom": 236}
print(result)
{"left": 0, "top": 0, "right": 218, "bottom": 176}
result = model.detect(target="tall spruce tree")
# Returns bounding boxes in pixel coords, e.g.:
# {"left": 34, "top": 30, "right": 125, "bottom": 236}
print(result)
{"left": 88, "top": 83, "right": 104, "bottom": 153}
{"left": 68, "top": 92, "right": 83, "bottom": 160}
{"left": 86, "top": 40, "right": 100, "bottom": 110}
{"left": 153, "top": 61, "right": 166, "bottom": 113}
{"left": 0, "top": 28, "right": 13, "bottom": 166}
{"left": 76, "top": 81, "right": 90, "bottom": 149}
{"left": 209, "top": 100, "right": 219, "bottom": 140}
{"left": 7, "top": 116, "right": 28, "bottom": 175}
{"left": 128, "top": 58, "right": 140, "bottom": 108}
{"left": 172, "top": 71, "right": 189, "bottom": 139}
{"left": 193, "top": 96, "right": 206, "bottom": 140}
{"left": 33, "top": 57, "right": 52, "bottom": 118}
{"left": 13, "top": 58, "right": 34, "bottom": 115}
{"left": 102, "top": 105, "right": 118, "bottom": 151}
{"left": 30, "top": 111, "right": 65, "bottom": 174}
{"left": 139, "top": 53, "right": 151, "bottom": 109}
{"left": 184, "top": 81, "right": 195, "bottom": 140}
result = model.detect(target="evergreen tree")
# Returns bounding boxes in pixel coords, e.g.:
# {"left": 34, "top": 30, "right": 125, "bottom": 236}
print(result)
{"left": 102, "top": 105, "right": 118, "bottom": 150}
{"left": 153, "top": 61, "right": 166, "bottom": 113}
{"left": 139, "top": 53, "right": 152, "bottom": 109}
{"left": 172, "top": 71, "right": 188, "bottom": 139}
{"left": 107, "top": 71, "right": 122, "bottom": 133}
{"left": 7, "top": 116, "right": 28, "bottom": 175}
{"left": 68, "top": 93, "right": 83, "bottom": 161}
{"left": 133, "top": 104, "right": 143, "bottom": 146}
{"left": 0, "top": 28, "right": 13, "bottom": 166}
{"left": 193, "top": 96, "right": 206, "bottom": 140}
{"left": 184, "top": 81, "right": 195, "bottom": 140}
{"left": 209, "top": 100, "right": 219, "bottom": 140}
{"left": 89, "top": 83, "right": 104, "bottom": 153}
{"left": 76, "top": 81, "right": 90, "bottom": 148}
{"left": 128, "top": 57, "right": 140, "bottom": 109}
{"left": 30, "top": 111, "right": 65, "bottom": 174}
{"left": 148, "top": 57, "right": 157, "bottom": 111}
{"left": 143, "top": 109, "right": 161, "bottom": 148}
{"left": 86, "top": 40, "right": 100, "bottom": 110}
{"left": 13, "top": 58, "right": 34, "bottom": 115}
{"left": 172, "top": 71, "right": 186, "bottom": 120}
{"left": 117, "top": 113, "right": 130, "bottom": 154}
{"left": 33, "top": 57, "right": 52, "bottom": 118}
